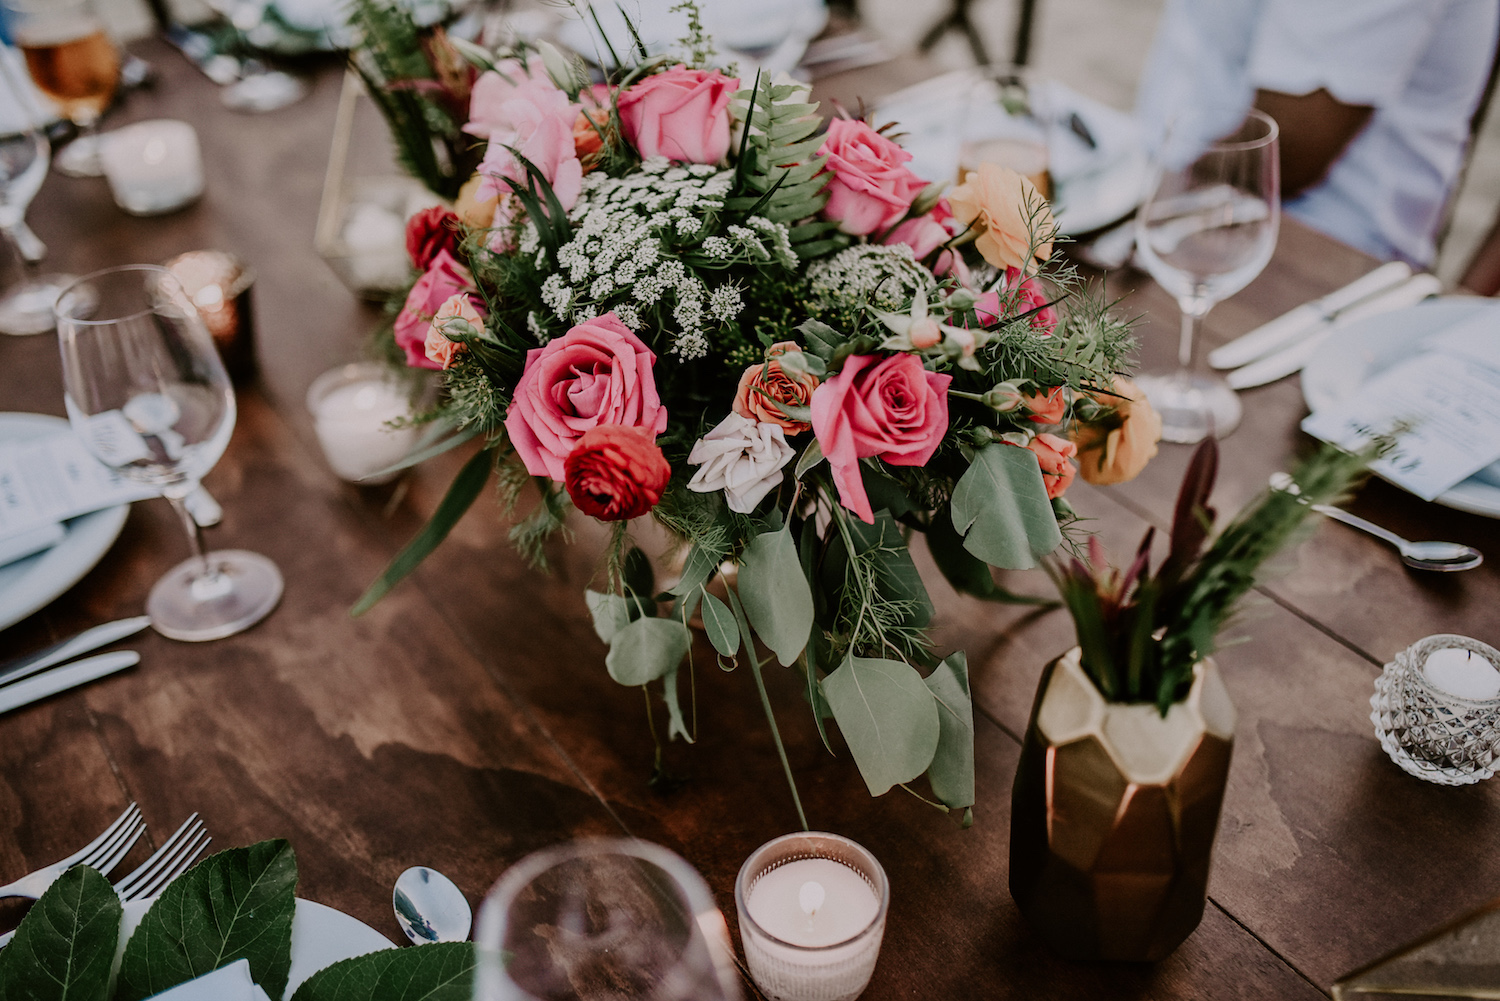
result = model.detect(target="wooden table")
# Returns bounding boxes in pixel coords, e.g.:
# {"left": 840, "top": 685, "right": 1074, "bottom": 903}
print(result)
{"left": 4, "top": 40, "right": 1499, "bottom": 1000}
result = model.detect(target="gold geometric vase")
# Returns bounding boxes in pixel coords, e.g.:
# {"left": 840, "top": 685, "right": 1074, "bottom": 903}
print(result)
{"left": 1009, "top": 648, "right": 1237, "bottom": 961}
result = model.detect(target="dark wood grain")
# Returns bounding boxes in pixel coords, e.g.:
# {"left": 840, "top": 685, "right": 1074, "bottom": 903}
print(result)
{"left": 1, "top": 37, "right": 1495, "bottom": 1000}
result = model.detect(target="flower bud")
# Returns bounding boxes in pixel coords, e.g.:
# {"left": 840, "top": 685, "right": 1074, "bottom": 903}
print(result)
{"left": 910, "top": 316, "right": 943, "bottom": 349}
{"left": 982, "top": 381, "right": 1023, "bottom": 412}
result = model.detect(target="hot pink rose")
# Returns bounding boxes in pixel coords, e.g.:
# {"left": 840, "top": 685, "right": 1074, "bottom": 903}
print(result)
{"left": 395, "top": 250, "right": 483, "bottom": 370}
{"left": 817, "top": 119, "right": 928, "bottom": 237}
{"left": 810, "top": 353, "right": 951, "bottom": 524}
{"left": 617, "top": 66, "right": 739, "bottom": 164}
{"left": 1006, "top": 267, "right": 1058, "bottom": 334}
{"left": 505, "top": 312, "right": 668, "bottom": 480}
{"left": 469, "top": 65, "right": 582, "bottom": 218}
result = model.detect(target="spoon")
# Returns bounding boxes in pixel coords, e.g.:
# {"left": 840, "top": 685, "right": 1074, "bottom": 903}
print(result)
{"left": 1270, "top": 473, "right": 1484, "bottom": 572}
{"left": 393, "top": 866, "right": 472, "bottom": 945}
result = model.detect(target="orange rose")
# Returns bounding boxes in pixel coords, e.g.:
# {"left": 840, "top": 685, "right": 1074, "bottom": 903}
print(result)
{"left": 1073, "top": 378, "right": 1162, "bottom": 486}
{"left": 733, "top": 342, "right": 820, "bottom": 434}
{"left": 1023, "top": 386, "right": 1066, "bottom": 425}
{"left": 949, "top": 163, "right": 1053, "bottom": 274}
{"left": 1023, "top": 432, "right": 1077, "bottom": 499}
{"left": 573, "top": 107, "right": 609, "bottom": 172}
{"left": 454, "top": 173, "right": 499, "bottom": 228}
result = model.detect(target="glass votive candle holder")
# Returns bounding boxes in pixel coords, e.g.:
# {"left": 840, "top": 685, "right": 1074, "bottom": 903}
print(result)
{"left": 735, "top": 832, "right": 890, "bottom": 1001}
{"left": 164, "top": 250, "right": 256, "bottom": 383}
{"left": 1372, "top": 634, "right": 1500, "bottom": 785}
{"left": 101, "top": 119, "right": 205, "bottom": 216}
{"left": 306, "top": 362, "right": 421, "bottom": 484}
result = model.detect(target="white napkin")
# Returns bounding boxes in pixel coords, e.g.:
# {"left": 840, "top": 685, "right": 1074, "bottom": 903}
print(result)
{"left": 141, "top": 960, "right": 273, "bottom": 1001}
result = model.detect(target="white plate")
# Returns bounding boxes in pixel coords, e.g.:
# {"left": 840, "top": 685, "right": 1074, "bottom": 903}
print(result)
{"left": 118, "top": 897, "right": 395, "bottom": 996}
{"left": 1300, "top": 296, "right": 1500, "bottom": 518}
{"left": 0, "top": 414, "right": 130, "bottom": 632}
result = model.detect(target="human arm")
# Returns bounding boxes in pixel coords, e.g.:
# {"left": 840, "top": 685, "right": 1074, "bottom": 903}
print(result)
{"left": 1253, "top": 87, "right": 1372, "bottom": 198}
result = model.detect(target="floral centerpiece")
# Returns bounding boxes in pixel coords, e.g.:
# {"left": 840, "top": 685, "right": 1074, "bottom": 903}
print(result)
{"left": 346, "top": 1, "right": 1159, "bottom": 826}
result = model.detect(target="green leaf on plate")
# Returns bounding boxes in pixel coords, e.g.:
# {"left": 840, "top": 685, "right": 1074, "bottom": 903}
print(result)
{"left": 923, "top": 652, "right": 976, "bottom": 810}
{"left": 353, "top": 449, "right": 492, "bottom": 615}
{"left": 584, "top": 590, "right": 632, "bottom": 645}
{"left": 290, "top": 941, "right": 474, "bottom": 1001}
{"left": 0, "top": 865, "right": 120, "bottom": 1001}
{"left": 605, "top": 616, "right": 691, "bottom": 686}
{"left": 950, "top": 444, "right": 1062, "bottom": 570}
{"left": 699, "top": 589, "right": 739, "bottom": 657}
{"left": 821, "top": 655, "right": 940, "bottom": 797}
{"left": 738, "top": 528, "right": 814, "bottom": 666}
{"left": 116, "top": 840, "right": 296, "bottom": 1001}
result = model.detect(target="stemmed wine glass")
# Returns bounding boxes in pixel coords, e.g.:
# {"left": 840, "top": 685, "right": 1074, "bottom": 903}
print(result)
{"left": 1134, "top": 109, "right": 1280, "bottom": 443}
{"left": 3, "top": 0, "right": 120, "bottom": 177}
{"left": 0, "top": 54, "right": 77, "bottom": 335}
{"left": 56, "top": 266, "right": 283, "bottom": 642}
{"left": 475, "top": 839, "right": 742, "bottom": 1001}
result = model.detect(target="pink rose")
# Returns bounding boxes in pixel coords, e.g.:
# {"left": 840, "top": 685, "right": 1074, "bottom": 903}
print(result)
{"left": 469, "top": 65, "right": 583, "bottom": 218}
{"left": 617, "top": 66, "right": 739, "bottom": 164}
{"left": 505, "top": 312, "right": 668, "bottom": 480}
{"left": 810, "top": 353, "right": 951, "bottom": 524}
{"left": 882, "top": 198, "right": 960, "bottom": 262}
{"left": 1006, "top": 267, "right": 1058, "bottom": 334}
{"left": 395, "top": 250, "right": 482, "bottom": 370}
{"left": 817, "top": 119, "right": 928, "bottom": 237}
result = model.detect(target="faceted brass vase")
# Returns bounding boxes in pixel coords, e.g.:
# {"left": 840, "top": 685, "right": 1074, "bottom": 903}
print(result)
{"left": 1009, "top": 648, "right": 1237, "bottom": 961}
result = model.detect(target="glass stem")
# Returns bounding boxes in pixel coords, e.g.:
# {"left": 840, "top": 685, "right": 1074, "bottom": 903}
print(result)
{"left": 1177, "top": 301, "right": 1210, "bottom": 372}
{"left": 167, "top": 492, "right": 215, "bottom": 582}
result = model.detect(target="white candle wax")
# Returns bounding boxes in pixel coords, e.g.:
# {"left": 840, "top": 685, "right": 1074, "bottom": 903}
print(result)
{"left": 310, "top": 377, "right": 418, "bottom": 484}
{"left": 1423, "top": 646, "right": 1500, "bottom": 701}
{"left": 341, "top": 201, "right": 410, "bottom": 292}
{"left": 747, "top": 858, "right": 879, "bottom": 948}
{"left": 101, "top": 120, "right": 204, "bottom": 216}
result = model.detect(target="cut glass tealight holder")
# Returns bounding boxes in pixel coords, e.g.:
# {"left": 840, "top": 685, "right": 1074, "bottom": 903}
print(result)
{"left": 1371, "top": 634, "right": 1500, "bottom": 786}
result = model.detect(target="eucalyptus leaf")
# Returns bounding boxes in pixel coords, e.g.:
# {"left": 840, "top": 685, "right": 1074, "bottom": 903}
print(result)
{"left": 606, "top": 617, "right": 691, "bottom": 686}
{"left": 0, "top": 866, "right": 120, "bottom": 1001}
{"left": 950, "top": 445, "right": 1062, "bottom": 570}
{"left": 584, "top": 590, "right": 632, "bottom": 645}
{"left": 926, "top": 506, "right": 1056, "bottom": 606}
{"left": 116, "top": 840, "right": 297, "bottom": 1001}
{"left": 622, "top": 546, "right": 655, "bottom": 600}
{"left": 668, "top": 545, "right": 718, "bottom": 598}
{"left": 289, "top": 941, "right": 474, "bottom": 1001}
{"left": 821, "top": 655, "right": 941, "bottom": 797}
{"left": 859, "top": 466, "right": 914, "bottom": 518}
{"left": 661, "top": 664, "right": 693, "bottom": 743}
{"left": 923, "top": 653, "right": 976, "bottom": 810}
{"left": 845, "top": 514, "right": 933, "bottom": 630}
{"left": 738, "top": 529, "right": 815, "bottom": 666}
{"left": 794, "top": 439, "right": 824, "bottom": 479}
{"left": 699, "top": 589, "right": 739, "bottom": 657}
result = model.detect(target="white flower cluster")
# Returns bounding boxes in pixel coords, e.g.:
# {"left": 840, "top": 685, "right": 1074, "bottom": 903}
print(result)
{"left": 807, "top": 244, "right": 938, "bottom": 318}
{"left": 520, "top": 160, "right": 793, "bottom": 359}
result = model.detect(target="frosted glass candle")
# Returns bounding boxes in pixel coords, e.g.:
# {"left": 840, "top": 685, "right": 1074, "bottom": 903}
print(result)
{"left": 306, "top": 362, "right": 420, "bottom": 484}
{"left": 736, "top": 833, "right": 889, "bottom": 1001}
{"left": 101, "top": 120, "right": 204, "bottom": 216}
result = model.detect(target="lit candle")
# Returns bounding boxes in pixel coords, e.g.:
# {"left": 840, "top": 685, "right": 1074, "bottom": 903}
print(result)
{"left": 101, "top": 120, "right": 204, "bottom": 216}
{"left": 1423, "top": 646, "right": 1500, "bottom": 701}
{"left": 306, "top": 363, "right": 421, "bottom": 484}
{"left": 165, "top": 251, "right": 256, "bottom": 383}
{"left": 737, "top": 833, "right": 889, "bottom": 1001}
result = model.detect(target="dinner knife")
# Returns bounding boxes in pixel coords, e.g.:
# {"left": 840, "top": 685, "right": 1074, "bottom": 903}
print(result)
{"left": 0, "top": 616, "right": 151, "bottom": 688}
{"left": 0, "top": 651, "right": 139, "bottom": 715}
{"left": 1209, "top": 260, "right": 1412, "bottom": 370}
{"left": 1226, "top": 273, "right": 1444, "bottom": 390}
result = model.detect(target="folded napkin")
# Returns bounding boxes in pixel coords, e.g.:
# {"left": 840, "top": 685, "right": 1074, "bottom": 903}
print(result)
{"left": 142, "top": 960, "right": 272, "bottom": 1001}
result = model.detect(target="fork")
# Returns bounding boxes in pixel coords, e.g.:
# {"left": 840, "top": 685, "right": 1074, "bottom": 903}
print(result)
{"left": 0, "top": 803, "right": 145, "bottom": 900}
{"left": 0, "top": 814, "right": 211, "bottom": 947}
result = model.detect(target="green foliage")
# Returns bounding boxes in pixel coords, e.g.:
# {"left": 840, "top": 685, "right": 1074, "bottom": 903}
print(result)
{"left": 0, "top": 866, "right": 120, "bottom": 1001}
{"left": 729, "top": 75, "right": 837, "bottom": 238}
{"left": 738, "top": 526, "right": 815, "bottom": 666}
{"left": 821, "top": 654, "right": 941, "bottom": 797}
{"left": 606, "top": 617, "right": 693, "bottom": 686}
{"left": 117, "top": 841, "right": 297, "bottom": 1001}
{"left": 950, "top": 444, "right": 1063, "bottom": 570}
{"left": 290, "top": 943, "right": 474, "bottom": 1001}
{"left": 923, "top": 652, "right": 976, "bottom": 810}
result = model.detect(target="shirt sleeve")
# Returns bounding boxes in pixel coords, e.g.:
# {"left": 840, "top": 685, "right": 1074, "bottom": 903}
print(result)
{"left": 1245, "top": 0, "right": 1450, "bottom": 107}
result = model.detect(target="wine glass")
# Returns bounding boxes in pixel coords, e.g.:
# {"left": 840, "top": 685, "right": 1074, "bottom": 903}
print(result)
{"left": 0, "top": 54, "right": 77, "bottom": 335}
{"left": 56, "top": 265, "right": 284, "bottom": 642}
{"left": 3, "top": 0, "right": 120, "bottom": 177}
{"left": 1133, "top": 109, "right": 1280, "bottom": 443}
{"left": 475, "top": 839, "right": 743, "bottom": 1001}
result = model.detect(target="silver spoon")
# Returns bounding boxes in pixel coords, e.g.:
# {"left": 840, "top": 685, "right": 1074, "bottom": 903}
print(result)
{"left": 393, "top": 866, "right": 472, "bottom": 944}
{"left": 1270, "top": 473, "right": 1483, "bottom": 572}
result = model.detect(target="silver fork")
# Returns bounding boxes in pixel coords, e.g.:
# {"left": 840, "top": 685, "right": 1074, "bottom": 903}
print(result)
{"left": 0, "top": 815, "right": 211, "bottom": 947}
{"left": 0, "top": 803, "right": 145, "bottom": 900}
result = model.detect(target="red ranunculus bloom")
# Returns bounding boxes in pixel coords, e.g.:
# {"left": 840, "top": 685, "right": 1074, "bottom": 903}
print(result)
{"left": 405, "top": 206, "right": 462, "bottom": 270}
{"left": 563, "top": 425, "right": 671, "bottom": 522}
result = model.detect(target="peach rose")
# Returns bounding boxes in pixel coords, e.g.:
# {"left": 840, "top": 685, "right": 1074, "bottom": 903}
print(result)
{"left": 949, "top": 163, "right": 1053, "bottom": 274}
{"left": 425, "top": 293, "right": 482, "bottom": 370}
{"left": 455, "top": 174, "right": 499, "bottom": 228}
{"left": 733, "top": 342, "right": 820, "bottom": 434}
{"left": 1074, "top": 378, "right": 1162, "bottom": 486}
{"left": 1023, "top": 386, "right": 1066, "bottom": 425}
{"left": 1023, "top": 432, "right": 1077, "bottom": 500}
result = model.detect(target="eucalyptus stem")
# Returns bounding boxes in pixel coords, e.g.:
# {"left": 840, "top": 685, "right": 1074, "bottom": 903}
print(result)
{"left": 749, "top": 654, "right": 809, "bottom": 832}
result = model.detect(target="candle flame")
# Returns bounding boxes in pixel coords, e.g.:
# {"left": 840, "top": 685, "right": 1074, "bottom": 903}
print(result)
{"left": 798, "top": 880, "right": 825, "bottom": 918}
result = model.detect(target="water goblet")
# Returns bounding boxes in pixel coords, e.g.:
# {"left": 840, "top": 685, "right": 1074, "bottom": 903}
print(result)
{"left": 1133, "top": 109, "right": 1280, "bottom": 443}
{"left": 0, "top": 55, "right": 77, "bottom": 335}
{"left": 3, "top": 0, "right": 121, "bottom": 177}
{"left": 56, "top": 265, "right": 283, "bottom": 642}
{"left": 475, "top": 839, "right": 742, "bottom": 1001}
